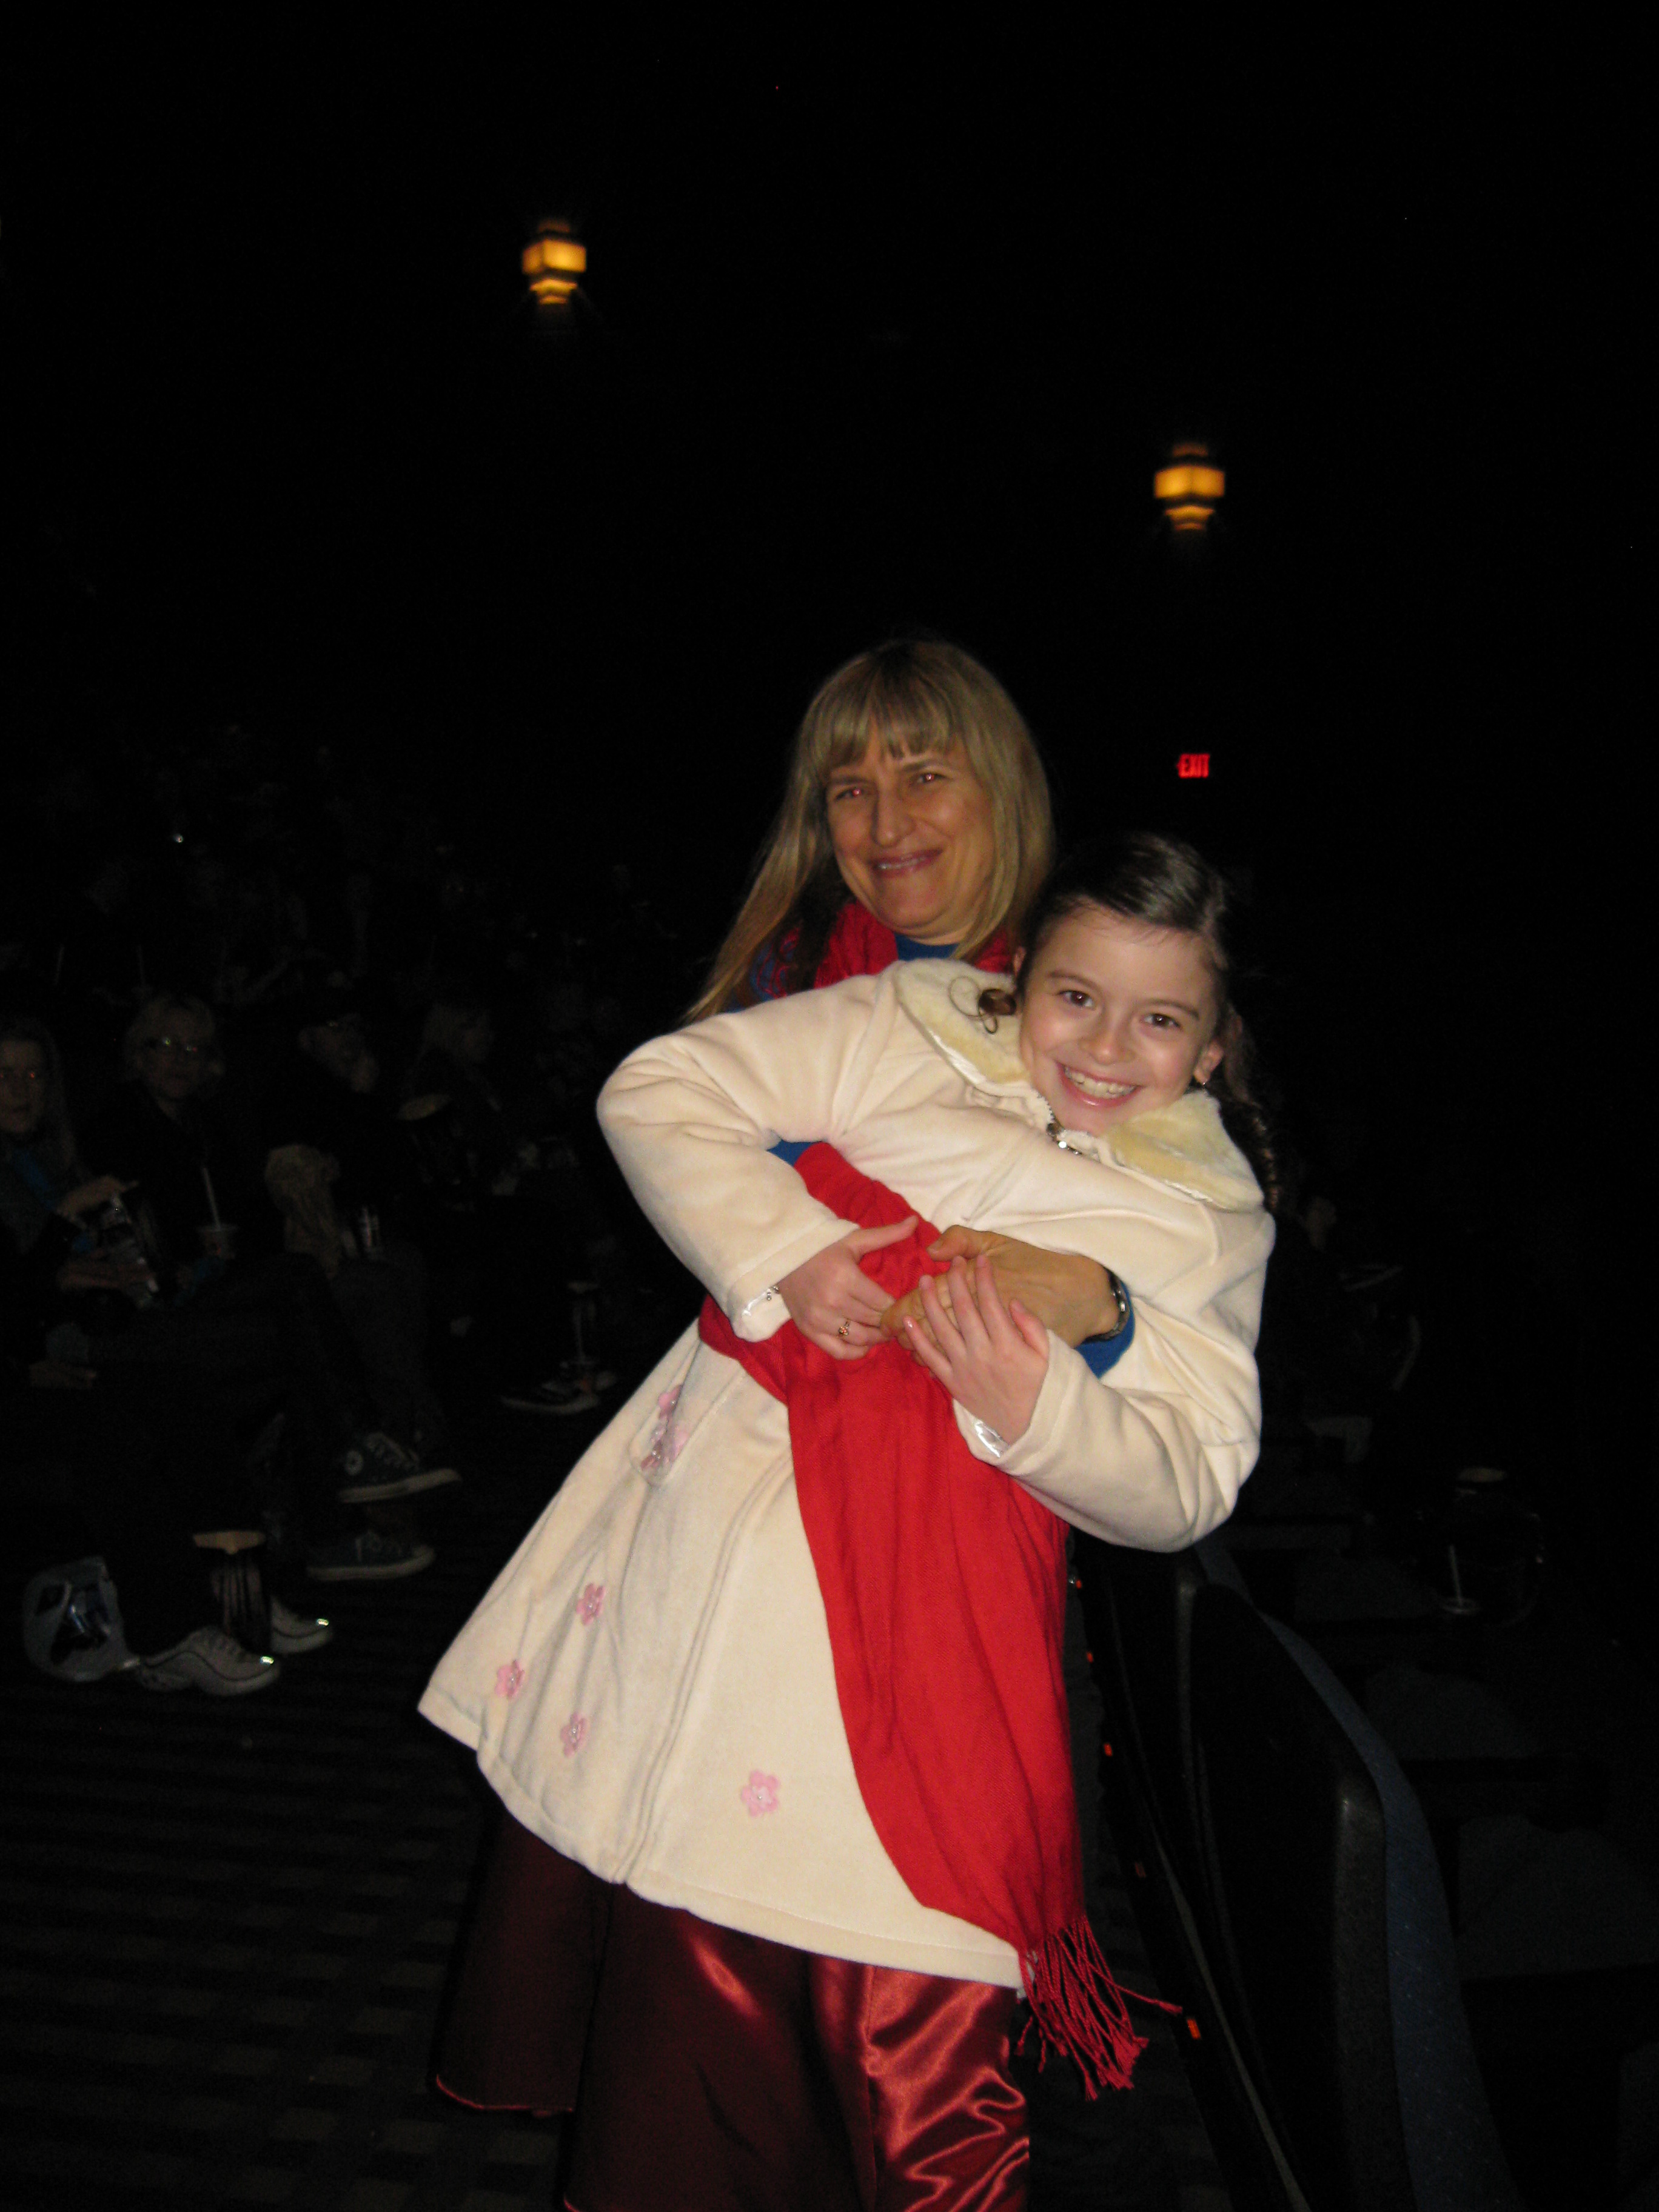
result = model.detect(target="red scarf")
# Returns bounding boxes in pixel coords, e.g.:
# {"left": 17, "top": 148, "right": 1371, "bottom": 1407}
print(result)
{"left": 768, "top": 901, "right": 1015, "bottom": 996}
{"left": 699, "top": 1145, "right": 1147, "bottom": 2092}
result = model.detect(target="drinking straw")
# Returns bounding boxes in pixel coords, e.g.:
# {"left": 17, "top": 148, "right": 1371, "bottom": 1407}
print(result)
{"left": 1447, "top": 1546, "right": 1465, "bottom": 1606}
{"left": 202, "top": 1165, "right": 223, "bottom": 1228}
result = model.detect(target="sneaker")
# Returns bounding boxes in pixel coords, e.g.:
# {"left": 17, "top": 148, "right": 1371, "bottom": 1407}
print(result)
{"left": 269, "top": 1596, "right": 334, "bottom": 1655}
{"left": 136, "top": 1626, "right": 281, "bottom": 1696}
{"left": 500, "top": 1375, "right": 600, "bottom": 1417}
{"left": 557, "top": 1356, "right": 618, "bottom": 1396}
{"left": 21, "top": 1558, "right": 136, "bottom": 1683}
{"left": 306, "top": 1529, "right": 437, "bottom": 1583}
{"left": 336, "top": 1430, "right": 462, "bottom": 1504}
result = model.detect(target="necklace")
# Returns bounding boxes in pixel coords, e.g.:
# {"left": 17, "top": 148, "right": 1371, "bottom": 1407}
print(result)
{"left": 1046, "top": 1111, "right": 1087, "bottom": 1155}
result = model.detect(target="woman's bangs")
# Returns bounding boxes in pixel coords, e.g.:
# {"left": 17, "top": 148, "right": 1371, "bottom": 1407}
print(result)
{"left": 812, "top": 688, "right": 960, "bottom": 782}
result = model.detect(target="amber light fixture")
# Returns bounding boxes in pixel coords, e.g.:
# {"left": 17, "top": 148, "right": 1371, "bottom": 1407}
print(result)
{"left": 523, "top": 218, "right": 587, "bottom": 307}
{"left": 1155, "top": 441, "right": 1225, "bottom": 535}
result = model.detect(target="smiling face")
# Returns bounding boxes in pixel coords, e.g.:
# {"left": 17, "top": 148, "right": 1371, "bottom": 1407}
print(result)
{"left": 0, "top": 1039, "right": 49, "bottom": 1144}
{"left": 824, "top": 735, "right": 998, "bottom": 946}
{"left": 1015, "top": 903, "right": 1227, "bottom": 1133}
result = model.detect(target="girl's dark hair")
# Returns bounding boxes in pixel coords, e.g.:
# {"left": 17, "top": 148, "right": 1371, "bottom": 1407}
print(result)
{"left": 980, "top": 831, "right": 1282, "bottom": 1210}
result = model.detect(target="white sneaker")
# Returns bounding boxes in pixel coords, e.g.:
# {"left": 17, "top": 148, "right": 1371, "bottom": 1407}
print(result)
{"left": 137, "top": 1626, "right": 281, "bottom": 1696}
{"left": 269, "top": 1597, "right": 333, "bottom": 1655}
{"left": 21, "top": 1558, "right": 136, "bottom": 1683}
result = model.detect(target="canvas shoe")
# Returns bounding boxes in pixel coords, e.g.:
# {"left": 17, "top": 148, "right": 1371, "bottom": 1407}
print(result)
{"left": 500, "top": 1373, "right": 600, "bottom": 1417}
{"left": 335, "top": 1430, "right": 461, "bottom": 1504}
{"left": 269, "top": 1597, "right": 333, "bottom": 1655}
{"left": 306, "top": 1529, "right": 436, "bottom": 1583}
{"left": 558, "top": 1356, "right": 618, "bottom": 1395}
{"left": 136, "top": 1626, "right": 280, "bottom": 1696}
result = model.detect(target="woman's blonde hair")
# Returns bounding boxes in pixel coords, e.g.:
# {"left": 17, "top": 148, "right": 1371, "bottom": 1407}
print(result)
{"left": 687, "top": 640, "right": 1054, "bottom": 1021}
{"left": 121, "top": 993, "right": 226, "bottom": 1086}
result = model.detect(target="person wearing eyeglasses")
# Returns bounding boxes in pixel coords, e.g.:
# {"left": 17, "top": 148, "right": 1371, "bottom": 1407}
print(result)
{"left": 85, "top": 994, "right": 272, "bottom": 1279}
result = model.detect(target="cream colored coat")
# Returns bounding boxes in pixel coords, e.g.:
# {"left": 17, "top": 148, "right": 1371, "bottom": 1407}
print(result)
{"left": 420, "top": 962, "right": 1272, "bottom": 1988}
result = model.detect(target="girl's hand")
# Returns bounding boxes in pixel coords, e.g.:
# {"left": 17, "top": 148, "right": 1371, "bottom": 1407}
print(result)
{"left": 880, "top": 1228, "right": 1116, "bottom": 1350}
{"left": 904, "top": 1253, "right": 1050, "bottom": 1443}
{"left": 56, "top": 1175, "right": 133, "bottom": 1222}
{"left": 777, "top": 1216, "right": 918, "bottom": 1360}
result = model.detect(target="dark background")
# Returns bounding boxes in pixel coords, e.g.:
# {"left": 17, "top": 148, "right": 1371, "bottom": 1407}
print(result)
{"left": 2, "top": 26, "right": 1648, "bottom": 1560}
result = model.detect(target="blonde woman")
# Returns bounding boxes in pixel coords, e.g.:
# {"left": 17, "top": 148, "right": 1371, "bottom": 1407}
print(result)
{"left": 690, "top": 638, "right": 1125, "bottom": 1352}
{"left": 690, "top": 638, "right": 1054, "bottom": 1017}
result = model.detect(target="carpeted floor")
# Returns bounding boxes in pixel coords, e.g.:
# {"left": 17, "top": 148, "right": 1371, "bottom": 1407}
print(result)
{"left": 2, "top": 1404, "right": 1231, "bottom": 2211}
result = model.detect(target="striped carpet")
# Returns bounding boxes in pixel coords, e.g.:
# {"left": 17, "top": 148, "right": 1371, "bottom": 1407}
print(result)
{"left": 3, "top": 1415, "right": 1230, "bottom": 2211}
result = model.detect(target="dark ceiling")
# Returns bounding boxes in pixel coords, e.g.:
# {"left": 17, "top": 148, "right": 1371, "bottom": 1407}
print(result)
{"left": 2, "top": 27, "right": 1640, "bottom": 973}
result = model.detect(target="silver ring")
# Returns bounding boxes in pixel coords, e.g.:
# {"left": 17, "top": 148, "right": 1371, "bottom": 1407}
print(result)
{"left": 836, "top": 1320, "right": 852, "bottom": 1341}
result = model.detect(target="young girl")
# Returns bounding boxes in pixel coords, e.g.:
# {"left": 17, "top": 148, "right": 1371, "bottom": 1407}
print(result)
{"left": 421, "top": 833, "right": 1275, "bottom": 2211}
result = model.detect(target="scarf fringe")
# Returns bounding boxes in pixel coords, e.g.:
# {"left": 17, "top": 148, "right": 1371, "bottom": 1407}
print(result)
{"left": 1019, "top": 1918, "right": 1178, "bottom": 2097}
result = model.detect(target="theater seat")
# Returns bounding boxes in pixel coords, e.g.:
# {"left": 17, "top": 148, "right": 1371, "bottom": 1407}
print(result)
{"left": 1190, "top": 1583, "right": 1521, "bottom": 2210}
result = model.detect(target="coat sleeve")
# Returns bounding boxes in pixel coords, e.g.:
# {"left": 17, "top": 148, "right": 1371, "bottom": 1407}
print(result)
{"left": 596, "top": 978, "right": 891, "bottom": 1338}
{"left": 954, "top": 1199, "right": 1273, "bottom": 1549}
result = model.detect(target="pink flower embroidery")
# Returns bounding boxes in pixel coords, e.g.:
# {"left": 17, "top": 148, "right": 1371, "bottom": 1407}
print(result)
{"left": 561, "top": 1712, "right": 589, "bottom": 1757}
{"left": 740, "top": 1771, "right": 780, "bottom": 1818}
{"left": 494, "top": 1660, "right": 525, "bottom": 1700}
{"left": 641, "top": 1386, "right": 685, "bottom": 1472}
{"left": 577, "top": 1584, "right": 605, "bottom": 1625}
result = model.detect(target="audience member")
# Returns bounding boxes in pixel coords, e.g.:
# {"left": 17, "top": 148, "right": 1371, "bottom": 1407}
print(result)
{"left": 2, "top": 1016, "right": 328, "bottom": 1690}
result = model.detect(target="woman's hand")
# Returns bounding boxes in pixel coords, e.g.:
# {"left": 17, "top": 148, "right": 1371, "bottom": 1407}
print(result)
{"left": 777, "top": 1216, "right": 918, "bottom": 1360}
{"left": 56, "top": 1175, "right": 133, "bottom": 1222}
{"left": 903, "top": 1254, "right": 1050, "bottom": 1443}
{"left": 880, "top": 1228, "right": 1116, "bottom": 1350}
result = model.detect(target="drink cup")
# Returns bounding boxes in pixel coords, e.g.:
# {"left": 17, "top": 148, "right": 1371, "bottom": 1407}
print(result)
{"left": 199, "top": 1222, "right": 238, "bottom": 1262}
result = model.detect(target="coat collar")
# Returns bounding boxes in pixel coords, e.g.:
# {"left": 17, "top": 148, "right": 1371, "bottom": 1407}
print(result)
{"left": 893, "top": 959, "right": 1262, "bottom": 1213}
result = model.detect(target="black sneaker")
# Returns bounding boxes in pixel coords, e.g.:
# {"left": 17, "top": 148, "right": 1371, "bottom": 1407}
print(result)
{"left": 306, "top": 1530, "right": 436, "bottom": 1583}
{"left": 559, "top": 1356, "right": 618, "bottom": 1395}
{"left": 500, "top": 1375, "right": 601, "bottom": 1417}
{"left": 336, "top": 1430, "right": 462, "bottom": 1504}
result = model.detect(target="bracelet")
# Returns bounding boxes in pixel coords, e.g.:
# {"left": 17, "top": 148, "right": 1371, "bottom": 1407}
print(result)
{"left": 1089, "top": 1270, "right": 1130, "bottom": 1342}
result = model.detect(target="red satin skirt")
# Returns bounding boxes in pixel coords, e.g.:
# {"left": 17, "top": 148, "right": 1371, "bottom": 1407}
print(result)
{"left": 438, "top": 1815, "right": 1028, "bottom": 2211}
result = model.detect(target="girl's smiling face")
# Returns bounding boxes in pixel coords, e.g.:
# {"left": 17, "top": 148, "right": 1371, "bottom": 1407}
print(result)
{"left": 1015, "top": 904, "right": 1226, "bottom": 1132}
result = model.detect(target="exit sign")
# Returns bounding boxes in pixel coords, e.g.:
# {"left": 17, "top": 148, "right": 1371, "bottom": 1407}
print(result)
{"left": 1178, "top": 752, "right": 1211, "bottom": 780}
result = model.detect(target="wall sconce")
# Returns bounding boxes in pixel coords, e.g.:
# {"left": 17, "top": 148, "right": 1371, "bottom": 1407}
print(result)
{"left": 1155, "top": 441, "right": 1225, "bottom": 535}
{"left": 523, "top": 219, "right": 587, "bottom": 307}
